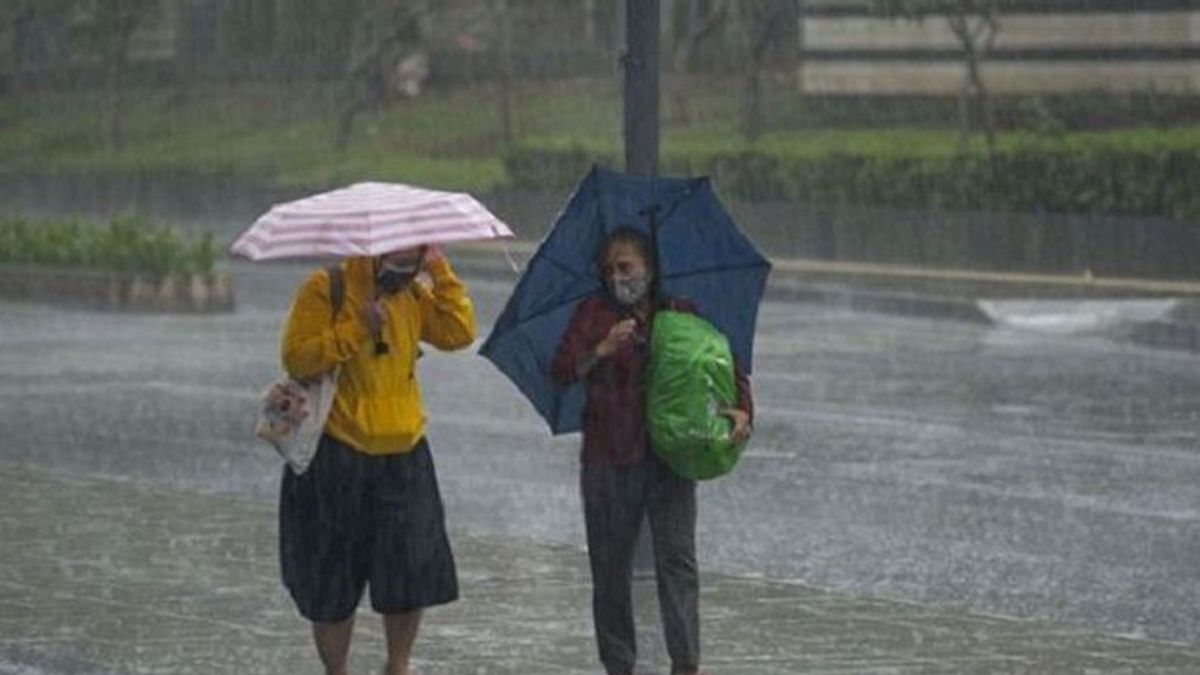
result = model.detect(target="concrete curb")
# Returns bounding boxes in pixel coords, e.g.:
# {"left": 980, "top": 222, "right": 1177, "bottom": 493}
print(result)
{"left": 0, "top": 265, "right": 236, "bottom": 313}
{"left": 448, "top": 244, "right": 997, "bottom": 324}
{"left": 765, "top": 277, "right": 995, "bottom": 324}
{"left": 447, "top": 244, "right": 1200, "bottom": 353}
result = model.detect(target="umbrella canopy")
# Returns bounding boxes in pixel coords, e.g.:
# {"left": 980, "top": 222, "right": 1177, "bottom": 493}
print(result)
{"left": 480, "top": 165, "right": 771, "bottom": 434}
{"left": 229, "top": 181, "right": 513, "bottom": 261}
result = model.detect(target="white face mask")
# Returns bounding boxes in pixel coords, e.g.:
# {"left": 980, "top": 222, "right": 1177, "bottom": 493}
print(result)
{"left": 381, "top": 260, "right": 420, "bottom": 276}
{"left": 610, "top": 274, "right": 649, "bottom": 306}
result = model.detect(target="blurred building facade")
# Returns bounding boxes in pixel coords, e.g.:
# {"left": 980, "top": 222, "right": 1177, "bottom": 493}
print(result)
{"left": 6, "top": 0, "right": 1200, "bottom": 94}
{"left": 800, "top": 0, "right": 1200, "bottom": 94}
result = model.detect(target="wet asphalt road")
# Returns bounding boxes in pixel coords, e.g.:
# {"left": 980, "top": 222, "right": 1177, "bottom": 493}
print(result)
{"left": 1, "top": 260, "right": 1199, "bottom": 646}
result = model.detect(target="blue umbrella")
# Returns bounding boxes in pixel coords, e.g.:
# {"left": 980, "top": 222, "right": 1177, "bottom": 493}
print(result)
{"left": 479, "top": 165, "right": 771, "bottom": 434}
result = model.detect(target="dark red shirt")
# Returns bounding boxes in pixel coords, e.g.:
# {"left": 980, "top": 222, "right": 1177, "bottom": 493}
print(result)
{"left": 551, "top": 296, "right": 753, "bottom": 467}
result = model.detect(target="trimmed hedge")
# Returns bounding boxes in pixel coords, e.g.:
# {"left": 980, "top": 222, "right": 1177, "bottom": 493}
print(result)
{"left": 759, "top": 92, "right": 1200, "bottom": 133}
{"left": 0, "top": 215, "right": 220, "bottom": 281}
{"left": 502, "top": 132, "right": 1200, "bottom": 221}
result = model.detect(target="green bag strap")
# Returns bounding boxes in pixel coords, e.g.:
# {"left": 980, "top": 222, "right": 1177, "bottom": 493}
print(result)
{"left": 325, "top": 264, "right": 345, "bottom": 322}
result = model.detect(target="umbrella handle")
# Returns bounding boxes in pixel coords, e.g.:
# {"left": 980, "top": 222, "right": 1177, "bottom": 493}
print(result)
{"left": 641, "top": 203, "right": 663, "bottom": 303}
{"left": 368, "top": 273, "right": 390, "bottom": 356}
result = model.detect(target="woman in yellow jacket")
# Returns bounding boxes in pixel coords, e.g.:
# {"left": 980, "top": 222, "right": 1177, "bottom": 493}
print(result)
{"left": 278, "top": 246, "right": 475, "bottom": 675}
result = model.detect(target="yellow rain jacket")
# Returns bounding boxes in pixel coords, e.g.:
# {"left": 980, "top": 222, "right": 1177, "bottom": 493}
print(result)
{"left": 280, "top": 256, "right": 476, "bottom": 455}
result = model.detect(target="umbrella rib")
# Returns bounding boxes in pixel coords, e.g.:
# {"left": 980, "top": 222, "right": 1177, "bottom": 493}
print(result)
{"left": 642, "top": 177, "right": 701, "bottom": 236}
{"left": 539, "top": 253, "right": 594, "bottom": 282}
{"left": 507, "top": 261, "right": 767, "bottom": 328}
{"left": 655, "top": 191, "right": 690, "bottom": 232}
{"left": 512, "top": 288, "right": 600, "bottom": 327}
{"left": 505, "top": 254, "right": 601, "bottom": 324}
{"left": 660, "top": 261, "right": 772, "bottom": 280}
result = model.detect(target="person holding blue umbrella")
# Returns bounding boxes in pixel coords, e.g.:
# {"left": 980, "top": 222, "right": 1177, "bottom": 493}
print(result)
{"left": 481, "top": 167, "right": 771, "bottom": 675}
{"left": 554, "top": 226, "right": 752, "bottom": 675}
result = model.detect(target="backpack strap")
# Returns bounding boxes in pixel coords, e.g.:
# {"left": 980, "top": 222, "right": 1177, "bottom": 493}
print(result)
{"left": 325, "top": 264, "right": 345, "bottom": 322}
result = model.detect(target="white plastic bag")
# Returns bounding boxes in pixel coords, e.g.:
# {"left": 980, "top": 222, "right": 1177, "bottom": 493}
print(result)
{"left": 255, "top": 368, "right": 339, "bottom": 474}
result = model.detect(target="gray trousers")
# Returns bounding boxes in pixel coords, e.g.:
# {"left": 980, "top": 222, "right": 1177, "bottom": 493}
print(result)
{"left": 581, "top": 453, "right": 699, "bottom": 674}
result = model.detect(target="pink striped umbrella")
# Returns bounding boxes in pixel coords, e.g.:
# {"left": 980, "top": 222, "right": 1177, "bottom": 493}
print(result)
{"left": 229, "top": 182, "right": 514, "bottom": 261}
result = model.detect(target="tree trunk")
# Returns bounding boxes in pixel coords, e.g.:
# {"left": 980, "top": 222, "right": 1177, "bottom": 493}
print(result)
{"left": 667, "top": 0, "right": 727, "bottom": 126}
{"left": 978, "top": 11, "right": 1000, "bottom": 158}
{"left": 667, "top": 64, "right": 691, "bottom": 125}
{"left": 495, "top": 0, "right": 514, "bottom": 146}
{"left": 335, "top": 98, "right": 367, "bottom": 152}
{"left": 795, "top": 0, "right": 806, "bottom": 94}
{"left": 3, "top": 10, "right": 22, "bottom": 97}
{"left": 584, "top": 0, "right": 596, "bottom": 46}
{"left": 667, "top": 1, "right": 695, "bottom": 125}
{"left": 948, "top": 13, "right": 973, "bottom": 151}
{"left": 742, "top": 63, "right": 762, "bottom": 142}
{"left": 967, "top": 49, "right": 995, "bottom": 157}
{"left": 335, "top": 5, "right": 394, "bottom": 153}
{"left": 738, "top": 1, "right": 772, "bottom": 143}
{"left": 108, "top": 14, "right": 135, "bottom": 152}
{"left": 949, "top": 8, "right": 999, "bottom": 158}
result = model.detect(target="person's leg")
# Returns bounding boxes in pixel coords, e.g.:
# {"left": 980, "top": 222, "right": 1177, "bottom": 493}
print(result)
{"left": 369, "top": 439, "right": 458, "bottom": 672}
{"left": 312, "top": 616, "right": 355, "bottom": 675}
{"left": 382, "top": 610, "right": 422, "bottom": 675}
{"left": 646, "top": 457, "right": 700, "bottom": 674}
{"left": 280, "top": 435, "right": 371, "bottom": 670}
{"left": 582, "top": 460, "right": 651, "bottom": 675}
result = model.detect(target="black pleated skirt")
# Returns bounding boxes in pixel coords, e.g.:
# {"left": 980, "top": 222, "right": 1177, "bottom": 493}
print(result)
{"left": 279, "top": 433, "right": 458, "bottom": 622}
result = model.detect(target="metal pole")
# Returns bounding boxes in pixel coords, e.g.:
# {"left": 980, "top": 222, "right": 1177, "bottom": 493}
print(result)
{"left": 623, "top": 0, "right": 660, "bottom": 578}
{"left": 624, "top": 0, "right": 660, "bottom": 176}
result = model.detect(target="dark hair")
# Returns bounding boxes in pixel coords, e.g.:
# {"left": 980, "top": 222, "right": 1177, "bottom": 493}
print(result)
{"left": 596, "top": 226, "right": 655, "bottom": 277}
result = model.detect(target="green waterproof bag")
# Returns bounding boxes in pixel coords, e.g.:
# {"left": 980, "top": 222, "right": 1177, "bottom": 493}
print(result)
{"left": 647, "top": 310, "right": 745, "bottom": 480}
